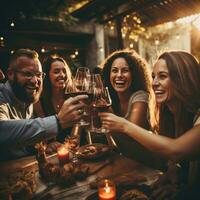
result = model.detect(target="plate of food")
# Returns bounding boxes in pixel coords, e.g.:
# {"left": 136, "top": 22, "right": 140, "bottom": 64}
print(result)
{"left": 76, "top": 143, "right": 111, "bottom": 159}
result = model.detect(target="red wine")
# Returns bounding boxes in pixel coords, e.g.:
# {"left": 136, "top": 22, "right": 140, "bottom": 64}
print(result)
{"left": 65, "top": 91, "right": 87, "bottom": 99}
{"left": 87, "top": 92, "right": 94, "bottom": 104}
{"left": 92, "top": 103, "right": 111, "bottom": 112}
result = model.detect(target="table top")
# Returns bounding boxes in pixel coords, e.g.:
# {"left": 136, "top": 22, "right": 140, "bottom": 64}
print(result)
{"left": 0, "top": 152, "right": 161, "bottom": 200}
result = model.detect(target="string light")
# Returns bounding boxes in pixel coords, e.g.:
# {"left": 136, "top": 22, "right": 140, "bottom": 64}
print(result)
{"left": 129, "top": 43, "right": 134, "bottom": 48}
{"left": 155, "top": 40, "right": 160, "bottom": 45}
{"left": 0, "top": 37, "right": 4, "bottom": 47}
{"left": 41, "top": 48, "right": 45, "bottom": 53}
{"left": 70, "top": 54, "right": 76, "bottom": 59}
{"left": 10, "top": 21, "right": 15, "bottom": 27}
{"left": 75, "top": 49, "right": 79, "bottom": 55}
{"left": 99, "top": 47, "right": 104, "bottom": 52}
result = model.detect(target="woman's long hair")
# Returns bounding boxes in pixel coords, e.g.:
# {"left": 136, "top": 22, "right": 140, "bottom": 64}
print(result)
{"left": 155, "top": 51, "right": 200, "bottom": 137}
{"left": 41, "top": 56, "right": 72, "bottom": 115}
{"left": 101, "top": 49, "right": 152, "bottom": 116}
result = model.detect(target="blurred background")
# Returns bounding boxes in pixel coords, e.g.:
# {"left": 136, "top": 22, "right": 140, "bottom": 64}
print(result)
{"left": 1, "top": 0, "right": 200, "bottom": 74}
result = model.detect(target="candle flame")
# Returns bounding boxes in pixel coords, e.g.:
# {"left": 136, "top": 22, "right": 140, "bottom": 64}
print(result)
{"left": 104, "top": 186, "right": 111, "bottom": 193}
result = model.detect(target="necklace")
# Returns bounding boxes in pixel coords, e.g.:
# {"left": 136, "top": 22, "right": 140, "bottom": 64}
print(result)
{"left": 53, "top": 100, "right": 63, "bottom": 113}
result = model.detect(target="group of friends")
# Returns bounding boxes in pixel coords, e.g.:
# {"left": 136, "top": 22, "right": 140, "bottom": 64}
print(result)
{"left": 0, "top": 48, "right": 200, "bottom": 199}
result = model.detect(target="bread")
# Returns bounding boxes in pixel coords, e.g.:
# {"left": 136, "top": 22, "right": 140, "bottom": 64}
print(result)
{"left": 120, "top": 189, "right": 149, "bottom": 200}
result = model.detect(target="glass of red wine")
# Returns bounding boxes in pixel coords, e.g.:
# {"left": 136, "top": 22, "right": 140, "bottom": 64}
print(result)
{"left": 92, "top": 83, "right": 112, "bottom": 133}
{"left": 74, "top": 67, "right": 91, "bottom": 126}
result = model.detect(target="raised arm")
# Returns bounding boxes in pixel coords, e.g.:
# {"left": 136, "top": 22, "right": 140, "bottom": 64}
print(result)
{"left": 0, "top": 116, "right": 57, "bottom": 147}
{"left": 99, "top": 112, "right": 200, "bottom": 162}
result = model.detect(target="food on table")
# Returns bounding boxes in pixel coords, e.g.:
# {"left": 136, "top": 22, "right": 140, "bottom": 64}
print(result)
{"left": 39, "top": 162, "right": 60, "bottom": 181}
{"left": 11, "top": 180, "right": 33, "bottom": 200}
{"left": 63, "top": 162, "right": 74, "bottom": 173}
{"left": 72, "top": 163, "right": 90, "bottom": 180}
{"left": 81, "top": 145, "right": 98, "bottom": 155}
{"left": 56, "top": 163, "right": 89, "bottom": 185}
{"left": 65, "top": 135, "right": 80, "bottom": 151}
{"left": 77, "top": 143, "right": 110, "bottom": 159}
{"left": 114, "top": 173, "right": 147, "bottom": 187}
{"left": 57, "top": 167, "right": 76, "bottom": 186}
{"left": 35, "top": 143, "right": 90, "bottom": 186}
{"left": 35, "top": 142, "right": 47, "bottom": 163}
{"left": 90, "top": 173, "right": 147, "bottom": 189}
{"left": 120, "top": 189, "right": 149, "bottom": 200}
{"left": 7, "top": 170, "right": 37, "bottom": 200}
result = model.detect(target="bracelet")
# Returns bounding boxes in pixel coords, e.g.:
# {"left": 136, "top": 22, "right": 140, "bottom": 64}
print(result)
{"left": 55, "top": 114, "right": 62, "bottom": 133}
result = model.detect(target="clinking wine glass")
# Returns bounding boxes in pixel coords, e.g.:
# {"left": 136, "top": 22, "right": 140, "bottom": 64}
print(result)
{"left": 91, "top": 86, "right": 121, "bottom": 153}
{"left": 74, "top": 67, "right": 91, "bottom": 126}
{"left": 92, "top": 86, "right": 112, "bottom": 133}
{"left": 87, "top": 74, "right": 104, "bottom": 133}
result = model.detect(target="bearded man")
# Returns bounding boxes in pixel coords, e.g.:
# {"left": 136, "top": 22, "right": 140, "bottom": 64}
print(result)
{"left": 0, "top": 49, "right": 87, "bottom": 161}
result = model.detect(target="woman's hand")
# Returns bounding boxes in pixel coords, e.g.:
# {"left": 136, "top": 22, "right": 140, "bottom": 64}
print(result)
{"left": 99, "top": 112, "right": 128, "bottom": 133}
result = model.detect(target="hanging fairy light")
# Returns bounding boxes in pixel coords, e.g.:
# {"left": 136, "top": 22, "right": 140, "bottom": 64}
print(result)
{"left": 10, "top": 21, "right": 15, "bottom": 27}
{"left": 129, "top": 43, "right": 134, "bottom": 48}
{"left": 155, "top": 40, "right": 160, "bottom": 45}
{"left": 70, "top": 54, "right": 76, "bottom": 59}
{"left": 41, "top": 48, "right": 45, "bottom": 53}
{"left": 75, "top": 49, "right": 79, "bottom": 56}
{"left": 122, "top": 14, "right": 145, "bottom": 41}
{"left": 176, "top": 35, "right": 180, "bottom": 39}
{"left": 105, "top": 20, "right": 115, "bottom": 31}
{"left": 0, "top": 37, "right": 4, "bottom": 47}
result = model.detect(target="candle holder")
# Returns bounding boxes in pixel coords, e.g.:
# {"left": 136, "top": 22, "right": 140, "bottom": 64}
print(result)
{"left": 57, "top": 145, "right": 70, "bottom": 165}
{"left": 98, "top": 179, "right": 116, "bottom": 200}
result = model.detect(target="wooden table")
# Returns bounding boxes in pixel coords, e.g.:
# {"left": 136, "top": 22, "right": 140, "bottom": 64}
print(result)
{"left": 0, "top": 152, "right": 161, "bottom": 200}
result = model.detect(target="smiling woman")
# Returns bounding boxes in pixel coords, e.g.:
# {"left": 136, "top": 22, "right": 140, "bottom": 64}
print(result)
{"left": 33, "top": 56, "right": 73, "bottom": 152}
{"left": 98, "top": 49, "right": 156, "bottom": 166}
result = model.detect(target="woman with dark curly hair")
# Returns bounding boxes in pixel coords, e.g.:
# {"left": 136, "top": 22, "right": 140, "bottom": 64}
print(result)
{"left": 101, "top": 49, "right": 152, "bottom": 128}
{"left": 100, "top": 49, "right": 154, "bottom": 164}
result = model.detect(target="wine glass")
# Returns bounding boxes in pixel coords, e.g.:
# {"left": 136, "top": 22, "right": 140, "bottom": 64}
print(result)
{"left": 93, "top": 86, "right": 112, "bottom": 133}
{"left": 65, "top": 78, "right": 76, "bottom": 99}
{"left": 74, "top": 67, "right": 91, "bottom": 126}
{"left": 65, "top": 67, "right": 91, "bottom": 126}
{"left": 87, "top": 74, "right": 104, "bottom": 133}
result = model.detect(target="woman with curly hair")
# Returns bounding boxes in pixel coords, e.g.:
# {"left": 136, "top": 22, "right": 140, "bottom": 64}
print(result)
{"left": 100, "top": 49, "right": 154, "bottom": 164}
{"left": 101, "top": 49, "right": 152, "bottom": 128}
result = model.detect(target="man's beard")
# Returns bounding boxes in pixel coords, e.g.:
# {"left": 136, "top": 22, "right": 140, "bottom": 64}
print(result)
{"left": 10, "top": 76, "right": 42, "bottom": 104}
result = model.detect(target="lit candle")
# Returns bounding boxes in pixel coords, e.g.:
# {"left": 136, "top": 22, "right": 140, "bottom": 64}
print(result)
{"left": 98, "top": 179, "right": 116, "bottom": 200}
{"left": 57, "top": 146, "right": 69, "bottom": 165}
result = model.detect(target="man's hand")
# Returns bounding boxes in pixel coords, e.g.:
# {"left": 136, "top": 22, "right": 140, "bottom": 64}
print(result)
{"left": 57, "top": 95, "right": 88, "bottom": 129}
